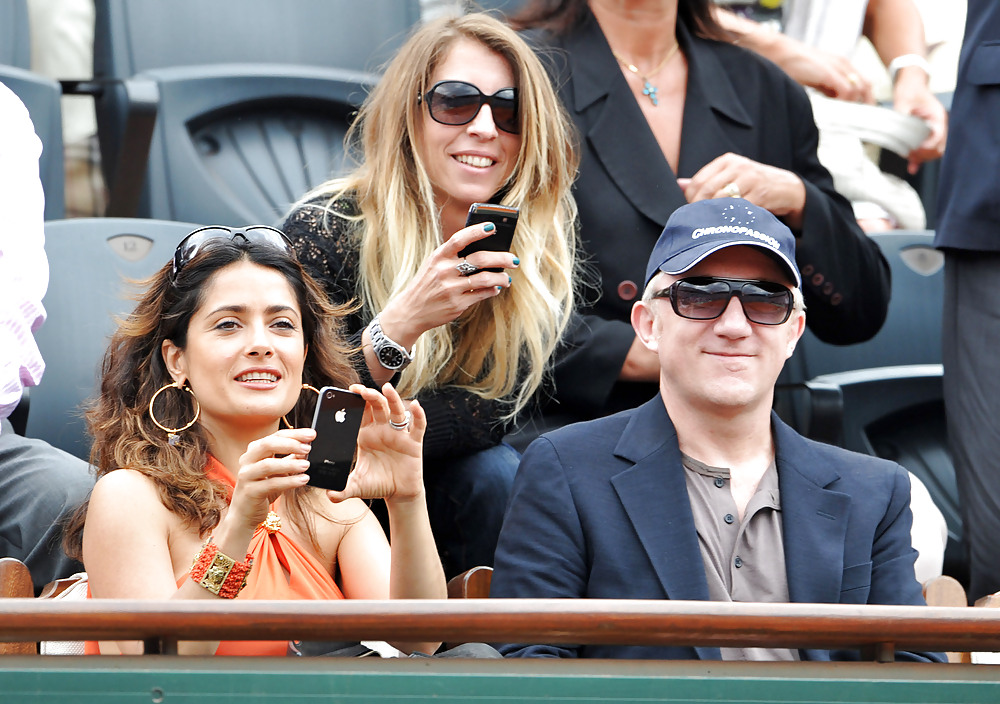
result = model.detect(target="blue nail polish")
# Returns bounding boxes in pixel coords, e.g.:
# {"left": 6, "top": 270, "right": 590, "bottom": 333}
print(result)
{"left": 512, "top": 257, "right": 520, "bottom": 266}
{"left": 507, "top": 275, "right": 512, "bottom": 285}
{"left": 483, "top": 222, "right": 495, "bottom": 232}
{"left": 495, "top": 285, "right": 503, "bottom": 293}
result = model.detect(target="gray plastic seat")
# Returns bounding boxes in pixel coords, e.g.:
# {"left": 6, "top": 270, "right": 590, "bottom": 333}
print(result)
{"left": 0, "top": 0, "right": 30, "bottom": 69}
{"left": 92, "top": 0, "right": 420, "bottom": 223}
{"left": 775, "top": 231, "right": 962, "bottom": 578}
{"left": 114, "top": 64, "right": 373, "bottom": 225}
{"left": 94, "top": 0, "right": 419, "bottom": 79}
{"left": 25, "top": 218, "right": 199, "bottom": 460}
{"left": 0, "top": 65, "right": 66, "bottom": 220}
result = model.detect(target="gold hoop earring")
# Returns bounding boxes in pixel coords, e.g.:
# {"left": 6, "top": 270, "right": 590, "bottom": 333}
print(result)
{"left": 281, "top": 384, "right": 321, "bottom": 429}
{"left": 148, "top": 381, "right": 201, "bottom": 445}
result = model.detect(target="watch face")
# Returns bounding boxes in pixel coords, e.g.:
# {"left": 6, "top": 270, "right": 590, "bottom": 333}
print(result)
{"left": 378, "top": 346, "right": 405, "bottom": 369}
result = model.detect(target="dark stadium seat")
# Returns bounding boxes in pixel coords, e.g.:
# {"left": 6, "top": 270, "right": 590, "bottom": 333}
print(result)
{"left": 0, "top": 65, "right": 65, "bottom": 220}
{"left": 102, "top": 64, "right": 374, "bottom": 225}
{"left": 92, "top": 0, "right": 420, "bottom": 224}
{"left": 0, "top": 0, "right": 30, "bottom": 69}
{"left": 776, "top": 230, "right": 963, "bottom": 579}
{"left": 25, "top": 218, "right": 199, "bottom": 460}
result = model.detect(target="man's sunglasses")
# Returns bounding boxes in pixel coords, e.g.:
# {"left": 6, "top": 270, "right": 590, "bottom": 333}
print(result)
{"left": 418, "top": 80, "right": 519, "bottom": 134}
{"left": 172, "top": 225, "right": 294, "bottom": 280}
{"left": 651, "top": 276, "right": 795, "bottom": 326}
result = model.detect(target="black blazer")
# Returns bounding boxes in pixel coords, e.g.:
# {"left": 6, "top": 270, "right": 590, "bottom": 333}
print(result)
{"left": 935, "top": 0, "right": 1000, "bottom": 252}
{"left": 492, "top": 399, "right": 943, "bottom": 663}
{"left": 527, "top": 13, "right": 890, "bottom": 422}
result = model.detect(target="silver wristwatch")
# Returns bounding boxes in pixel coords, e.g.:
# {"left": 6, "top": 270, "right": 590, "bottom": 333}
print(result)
{"left": 366, "top": 315, "right": 413, "bottom": 371}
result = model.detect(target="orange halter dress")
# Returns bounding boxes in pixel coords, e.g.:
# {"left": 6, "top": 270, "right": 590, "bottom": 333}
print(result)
{"left": 86, "top": 456, "right": 344, "bottom": 656}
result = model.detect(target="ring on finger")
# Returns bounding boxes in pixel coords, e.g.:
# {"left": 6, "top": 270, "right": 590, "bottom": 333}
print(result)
{"left": 721, "top": 182, "right": 741, "bottom": 198}
{"left": 456, "top": 259, "right": 478, "bottom": 277}
{"left": 847, "top": 73, "right": 861, "bottom": 87}
{"left": 388, "top": 410, "right": 411, "bottom": 431}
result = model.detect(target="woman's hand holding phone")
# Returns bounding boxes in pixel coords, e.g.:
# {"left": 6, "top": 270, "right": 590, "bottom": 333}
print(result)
{"left": 371, "top": 205, "right": 520, "bottom": 361}
{"left": 324, "top": 383, "right": 426, "bottom": 505}
{"left": 230, "top": 427, "right": 316, "bottom": 532}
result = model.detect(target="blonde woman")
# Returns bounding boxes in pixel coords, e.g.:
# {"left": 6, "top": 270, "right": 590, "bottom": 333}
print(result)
{"left": 282, "top": 13, "right": 579, "bottom": 577}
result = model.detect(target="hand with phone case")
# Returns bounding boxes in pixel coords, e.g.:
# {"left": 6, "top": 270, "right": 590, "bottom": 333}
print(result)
{"left": 225, "top": 426, "right": 317, "bottom": 534}
{"left": 324, "top": 383, "right": 427, "bottom": 503}
{"left": 307, "top": 386, "right": 366, "bottom": 491}
{"left": 359, "top": 203, "right": 521, "bottom": 383}
{"left": 457, "top": 203, "right": 519, "bottom": 273}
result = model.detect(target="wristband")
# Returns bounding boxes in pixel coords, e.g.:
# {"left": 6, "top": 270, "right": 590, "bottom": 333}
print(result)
{"left": 190, "top": 539, "right": 254, "bottom": 598}
{"left": 888, "top": 54, "right": 930, "bottom": 85}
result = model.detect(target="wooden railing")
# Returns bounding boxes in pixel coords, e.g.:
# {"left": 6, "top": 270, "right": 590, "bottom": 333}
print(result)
{"left": 2, "top": 598, "right": 1000, "bottom": 660}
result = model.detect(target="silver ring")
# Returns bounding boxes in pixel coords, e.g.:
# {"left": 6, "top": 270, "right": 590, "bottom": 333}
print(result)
{"left": 721, "top": 182, "right": 741, "bottom": 198}
{"left": 456, "top": 260, "right": 478, "bottom": 277}
{"left": 388, "top": 410, "right": 411, "bottom": 431}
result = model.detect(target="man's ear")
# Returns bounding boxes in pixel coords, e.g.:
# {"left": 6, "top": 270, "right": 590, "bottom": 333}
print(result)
{"left": 631, "top": 300, "right": 659, "bottom": 353}
{"left": 784, "top": 309, "right": 807, "bottom": 360}
{"left": 161, "top": 338, "right": 187, "bottom": 385}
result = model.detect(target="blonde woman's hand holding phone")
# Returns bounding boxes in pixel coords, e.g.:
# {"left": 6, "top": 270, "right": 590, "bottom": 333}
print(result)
{"left": 374, "top": 203, "right": 518, "bottom": 345}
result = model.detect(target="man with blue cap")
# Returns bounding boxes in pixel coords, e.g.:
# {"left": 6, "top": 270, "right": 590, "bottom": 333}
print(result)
{"left": 491, "top": 199, "right": 942, "bottom": 663}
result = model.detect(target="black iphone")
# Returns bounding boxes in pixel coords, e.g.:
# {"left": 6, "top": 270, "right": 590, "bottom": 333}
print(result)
{"left": 458, "top": 203, "right": 519, "bottom": 273}
{"left": 307, "top": 386, "right": 365, "bottom": 491}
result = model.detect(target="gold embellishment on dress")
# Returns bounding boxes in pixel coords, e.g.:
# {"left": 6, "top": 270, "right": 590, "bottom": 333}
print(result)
{"left": 262, "top": 511, "right": 282, "bottom": 533}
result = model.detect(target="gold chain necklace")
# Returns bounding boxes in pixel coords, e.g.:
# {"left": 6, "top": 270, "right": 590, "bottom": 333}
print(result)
{"left": 611, "top": 42, "right": 680, "bottom": 106}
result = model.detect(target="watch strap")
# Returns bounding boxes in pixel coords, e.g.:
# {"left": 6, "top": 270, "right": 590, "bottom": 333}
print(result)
{"left": 367, "top": 315, "right": 413, "bottom": 370}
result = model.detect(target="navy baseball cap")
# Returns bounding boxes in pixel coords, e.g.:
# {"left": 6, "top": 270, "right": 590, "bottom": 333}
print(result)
{"left": 644, "top": 198, "right": 801, "bottom": 289}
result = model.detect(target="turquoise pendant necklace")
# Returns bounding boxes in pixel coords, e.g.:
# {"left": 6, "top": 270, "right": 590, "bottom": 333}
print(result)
{"left": 612, "top": 42, "right": 680, "bottom": 107}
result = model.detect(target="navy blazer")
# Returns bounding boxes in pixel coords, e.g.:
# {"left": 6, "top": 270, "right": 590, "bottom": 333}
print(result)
{"left": 527, "top": 12, "right": 890, "bottom": 422}
{"left": 492, "top": 397, "right": 943, "bottom": 662}
{"left": 935, "top": 0, "right": 1000, "bottom": 252}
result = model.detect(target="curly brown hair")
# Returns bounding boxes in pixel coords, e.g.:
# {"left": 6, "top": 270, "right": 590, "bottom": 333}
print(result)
{"left": 64, "top": 236, "right": 359, "bottom": 559}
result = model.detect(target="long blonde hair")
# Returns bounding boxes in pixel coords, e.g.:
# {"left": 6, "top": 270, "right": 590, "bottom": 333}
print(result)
{"left": 296, "top": 13, "right": 579, "bottom": 420}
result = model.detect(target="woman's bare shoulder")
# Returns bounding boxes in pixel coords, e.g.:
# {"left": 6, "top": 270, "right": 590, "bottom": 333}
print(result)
{"left": 92, "top": 467, "right": 160, "bottom": 494}
{"left": 89, "top": 469, "right": 169, "bottom": 518}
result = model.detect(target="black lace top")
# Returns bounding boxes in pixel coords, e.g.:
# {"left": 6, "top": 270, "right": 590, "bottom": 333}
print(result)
{"left": 282, "top": 194, "right": 507, "bottom": 460}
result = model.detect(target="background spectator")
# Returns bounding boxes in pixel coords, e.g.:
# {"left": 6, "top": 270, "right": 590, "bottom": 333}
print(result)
{"left": 0, "top": 82, "right": 93, "bottom": 592}
{"left": 936, "top": 0, "right": 1000, "bottom": 603}
{"left": 715, "top": 0, "right": 948, "bottom": 232}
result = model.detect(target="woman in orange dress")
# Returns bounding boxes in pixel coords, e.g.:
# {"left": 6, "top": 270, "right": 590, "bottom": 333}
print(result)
{"left": 63, "top": 226, "right": 445, "bottom": 656}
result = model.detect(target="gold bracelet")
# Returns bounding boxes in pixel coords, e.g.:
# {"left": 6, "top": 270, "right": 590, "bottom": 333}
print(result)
{"left": 189, "top": 539, "right": 253, "bottom": 598}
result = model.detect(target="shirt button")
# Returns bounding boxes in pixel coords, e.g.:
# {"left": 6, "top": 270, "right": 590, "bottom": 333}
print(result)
{"left": 714, "top": 477, "right": 725, "bottom": 488}
{"left": 734, "top": 556, "right": 743, "bottom": 569}
{"left": 724, "top": 513, "right": 735, "bottom": 524}
{"left": 617, "top": 280, "right": 638, "bottom": 301}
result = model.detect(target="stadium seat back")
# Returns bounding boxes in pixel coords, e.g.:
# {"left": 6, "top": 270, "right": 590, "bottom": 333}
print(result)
{"left": 0, "top": 0, "right": 31, "bottom": 69}
{"left": 1, "top": 66, "right": 65, "bottom": 220}
{"left": 26, "top": 218, "right": 199, "bottom": 460}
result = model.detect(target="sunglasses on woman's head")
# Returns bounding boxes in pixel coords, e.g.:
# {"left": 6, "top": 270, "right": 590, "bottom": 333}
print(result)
{"left": 419, "top": 80, "right": 519, "bottom": 134}
{"left": 171, "top": 225, "right": 294, "bottom": 281}
{"left": 651, "top": 276, "right": 795, "bottom": 326}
